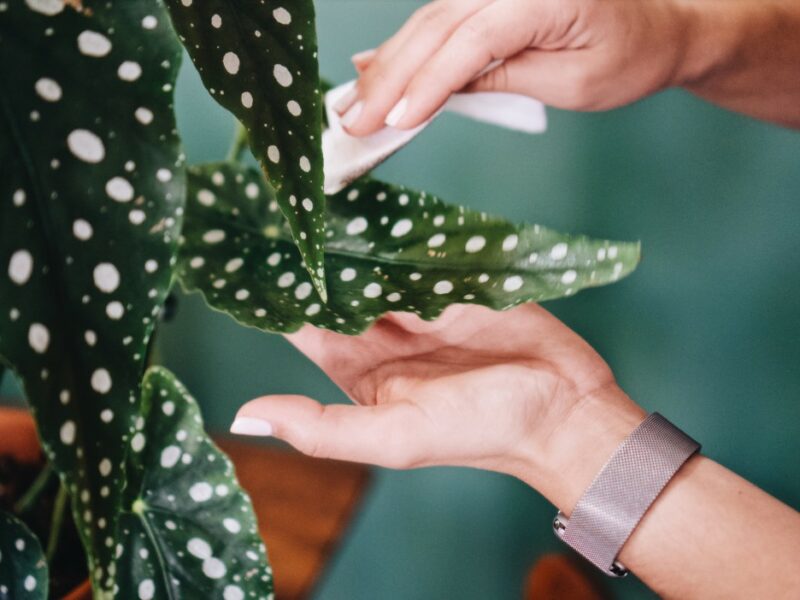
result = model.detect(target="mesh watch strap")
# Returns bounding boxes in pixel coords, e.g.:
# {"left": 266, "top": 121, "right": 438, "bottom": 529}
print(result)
{"left": 553, "top": 413, "right": 700, "bottom": 577}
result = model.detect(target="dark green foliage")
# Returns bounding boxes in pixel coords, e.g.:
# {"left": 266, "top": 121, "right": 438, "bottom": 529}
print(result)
{"left": 178, "top": 162, "right": 640, "bottom": 335}
{"left": 115, "top": 367, "right": 273, "bottom": 600}
{"left": 0, "top": 511, "right": 48, "bottom": 600}
{"left": 0, "top": 0, "right": 184, "bottom": 591}
{"left": 165, "top": 0, "right": 328, "bottom": 299}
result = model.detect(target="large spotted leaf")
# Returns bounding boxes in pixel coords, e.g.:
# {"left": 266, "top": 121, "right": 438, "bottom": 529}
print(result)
{"left": 165, "top": 0, "right": 327, "bottom": 300}
{"left": 0, "top": 512, "right": 48, "bottom": 600}
{"left": 0, "top": 0, "right": 184, "bottom": 593}
{"left": 178, "top": 163, "right": 640, "bottom": 335}
{"left": 115, "top": 367, "right": 273, "bottom": 600}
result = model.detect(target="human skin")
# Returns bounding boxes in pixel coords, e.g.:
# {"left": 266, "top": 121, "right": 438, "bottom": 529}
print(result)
{"left": 233, "top": 305, "right": 800, "bottom": 599}
{"left": 333, "top": 0, "right": 800, "bottom": 132}
{"left": 233, "top": 1, "right": 800, "bottom": 595}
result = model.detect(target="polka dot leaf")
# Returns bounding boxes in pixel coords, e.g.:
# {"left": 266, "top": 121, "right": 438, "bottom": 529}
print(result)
{"left": 115, "top": 367, "right": 273, "bottom": 600}
{"left": 0, "top": 511, "right": 48, "bottom": 599}
{"left": 164, "top": 0, "right": 327, "bottom": 300}
{"left": 0, "top": 0, "right": 185, "bottom": 594}
{"left": 178, "top": 163, "right": 641, "bottom": 335}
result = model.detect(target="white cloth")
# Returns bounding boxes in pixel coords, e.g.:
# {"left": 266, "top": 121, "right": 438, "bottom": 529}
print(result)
{"left": 322, "top": 80, "right": 547, "bottom": 195}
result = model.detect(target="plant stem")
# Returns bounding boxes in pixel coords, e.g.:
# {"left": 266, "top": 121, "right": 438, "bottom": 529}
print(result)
{"left": 227, "top": 121, "right": 250, "bottom": 163}
{"left": 46, "top": 483, "right": 69, "bottom": 563}
{"left": 13, "top": 463, "right": 54, "bottom": 515}
{"left": 145, "top": 324, "right": 161, "bottom": 368}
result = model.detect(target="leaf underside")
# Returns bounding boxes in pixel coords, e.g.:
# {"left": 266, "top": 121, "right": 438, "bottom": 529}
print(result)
{"left": 0, "top": 0, "right": 184, "bottom": 592}
{"left": 178, "top": 162, "right": 640, "bottom": 335}
{"left": 164, "top": 0, "right": 327, "bottom": 299}
{"left": 115, "top": 367, "right": 274, "bottom": 600}
{"left": 0, "top": 511, "right": 48, "bottom": 600}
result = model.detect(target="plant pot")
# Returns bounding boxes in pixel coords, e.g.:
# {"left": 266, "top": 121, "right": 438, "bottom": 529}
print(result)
{"left": 0, "top": 407, "right": 41, "bottom": 465}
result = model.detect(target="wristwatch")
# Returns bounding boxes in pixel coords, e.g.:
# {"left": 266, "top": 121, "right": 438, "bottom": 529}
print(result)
{"left": 553, "top": 412, "right": 700, "bottom": 577}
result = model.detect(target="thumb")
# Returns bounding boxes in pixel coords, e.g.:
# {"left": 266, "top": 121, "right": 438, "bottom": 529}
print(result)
{"left": 231, "top": 395, "right": 431, "bottom": 469}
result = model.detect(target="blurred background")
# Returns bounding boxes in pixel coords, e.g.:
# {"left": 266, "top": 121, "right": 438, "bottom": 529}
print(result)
{"left": 3, "top": 1, "right": 800, "bottom": 598}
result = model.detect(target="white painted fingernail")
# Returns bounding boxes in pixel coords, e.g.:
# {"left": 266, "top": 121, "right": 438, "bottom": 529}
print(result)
{"left": 385, "top": 97, "right": 408, "bottom": 128}
{"left": 333, "top": 87, "right": 358, "bottom": 114}
{"left": 230, "top": 417, "right": 273, "bottom": 437}
{"left": 341, "top": 100, "right": 364, "bottom": 129}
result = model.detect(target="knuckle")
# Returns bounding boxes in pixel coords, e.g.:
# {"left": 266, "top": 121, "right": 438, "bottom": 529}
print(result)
{"left": 482, "top": 64, "right": 509, "bottom": 91}
{"left": 411, "top": 1, "right": 447, "bottom": 27}
{"left": 458, "top": 20, "right": 489, "bottom": 45}
{"left": 294, "top": 428, "right": 329, "bottom": 459}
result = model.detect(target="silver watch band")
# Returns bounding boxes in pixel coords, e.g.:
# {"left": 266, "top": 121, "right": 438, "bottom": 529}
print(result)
{"left": 553, "top": 412, "right": 700, "bottom": 577}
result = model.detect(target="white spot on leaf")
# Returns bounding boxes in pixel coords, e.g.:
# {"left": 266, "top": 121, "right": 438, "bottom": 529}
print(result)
{"left": 160, "top": 446, "right": 180, "bottom": 468}
{"left": 91, "top": 369, "right": 112, "bottom": 394}
{"left": 35, "top": 78, "right": 61, "bottom": 102}
{"left": 503, "top": 276, "right": 523, "bottom": 292}
{"left": 77, "top": 30, "right": 112, "bottom": 57}
{"left": 273, "top": 64, "right": 293, "bottom": 87}
{"left": 223, "top": 52, "right": 240, "bottom": 75}
{"left": 28, "top": 323, "right": 49, "bottom": 353}
{"left": 93, "top": 263, "right": 120, "bottom": 293}
{"left": 60, "top": 421, "right": 76, "bottom": 445}
{"left": 8, "top": 250, "right": 33, "bottom": 285}
{"left": 273, "top": 7, "right": 291, "bottom": 24}
{"left": 67, "top": 129, "right": 105, "bottom": 163}
{"left": 25, "top": 0, "right": 64, "bottom": 16}
{"left": 390, "top": 219, "right": 413, "bottom": 238}
{"left": 550, "top": 243, "right": 568, "bottom": 260}
{"left": 433, "top": 281, "right": 453, "bottom": 295}
{"left": 105, "top": 177, "right": 134, "bottom": 202}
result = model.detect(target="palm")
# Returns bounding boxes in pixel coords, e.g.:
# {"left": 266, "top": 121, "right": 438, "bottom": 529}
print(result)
{"left": 285, "top": 303, "right": 614, "bottom": 470}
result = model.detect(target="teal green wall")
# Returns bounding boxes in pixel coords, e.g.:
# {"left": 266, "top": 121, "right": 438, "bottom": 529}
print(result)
{"left": 3, "top": 2, "right": 799, "bottom": 598}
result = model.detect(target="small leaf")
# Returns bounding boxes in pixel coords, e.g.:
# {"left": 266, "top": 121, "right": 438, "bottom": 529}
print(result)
{"left": 164, "top": 0, "right": 327, "bottom": 299}
{"left": 0, "top": 0, "right": 184, "bottom": 592}
{"left": 115, "top": 367, "right": 273, "bottom": 600}
{"left": 0, "top": 511, "right": 48, "bottom": 600}
{"left": 178, "top": 163, "right": 640, "bottom": 335}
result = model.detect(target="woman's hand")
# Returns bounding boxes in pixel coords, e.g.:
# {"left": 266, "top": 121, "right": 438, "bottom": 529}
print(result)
{"left": 336, "top": 0, "right": 693, "bottom": 135}
{"left": 233, "top": 304, "right": 644, "bottom": 507}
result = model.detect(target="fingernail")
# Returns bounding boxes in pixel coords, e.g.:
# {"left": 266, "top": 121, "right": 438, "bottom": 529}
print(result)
{"left": 341, "top": 100, "right": 364, "bottom": 129}
{"left": 351, "top": 48, "right": 376, "bottom": 64}
{"left": 385, "top": 97, "right": 408, "bottom": 128}
{"left": 230, "top": 417, "right": 273, "bottom": 437}
{"left": 333, "top": 86, "right": 358, "bottom": 115}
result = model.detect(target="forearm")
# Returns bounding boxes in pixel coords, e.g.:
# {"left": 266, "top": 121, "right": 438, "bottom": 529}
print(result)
{"left": 513, "top": 388, "right": 800, "bottom": 599}
{"left": 675, "top": 0, "right": 800, "bottom": 128}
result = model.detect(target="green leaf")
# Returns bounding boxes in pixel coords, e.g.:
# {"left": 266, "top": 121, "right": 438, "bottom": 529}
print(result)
{"left": 115, "top": 367, "right": 273, "bottom": 600}
{"left": 0, "top": 511, "right": 48, "bottom": 600}
{"left": 0, "top": 0, "right": 185, "bottom": 592}
{"left": 164, "top": 0, "right": 327, "bottom": 300}
{"left": 178, "top": 162, "right": 640, "bottom": 335}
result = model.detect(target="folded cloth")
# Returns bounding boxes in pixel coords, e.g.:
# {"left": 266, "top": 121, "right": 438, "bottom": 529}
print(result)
{"left": 322, "top": 80, "right": 547, "bottom": 195}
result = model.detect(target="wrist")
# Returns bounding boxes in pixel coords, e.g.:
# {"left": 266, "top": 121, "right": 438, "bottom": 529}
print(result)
{"left": 516, "top": 385, "right": 646, "bottom": 513}
{"left": 669, "top": 0, "right": 750, "bottom": 89}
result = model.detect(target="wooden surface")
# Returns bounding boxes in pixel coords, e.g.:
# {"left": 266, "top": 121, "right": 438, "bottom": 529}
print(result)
{"left": 216, "top": 437, "right": 372, "bottom": 600}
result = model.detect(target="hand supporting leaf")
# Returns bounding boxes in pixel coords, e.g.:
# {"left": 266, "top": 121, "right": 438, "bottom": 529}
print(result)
{"left": 178, "top": 163, "right": 640, "bottom": 335}
{"left": 165, "top": 0, "right": 328, "bottom": 300}
{"left": 0, "top": 512, "right": 48, "bottom": 600}
{"left": 0, "top": 0, "right": 184, "bottom": 592}
{"left": 115, "top": 368, "right": 273, "bottom": 600}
